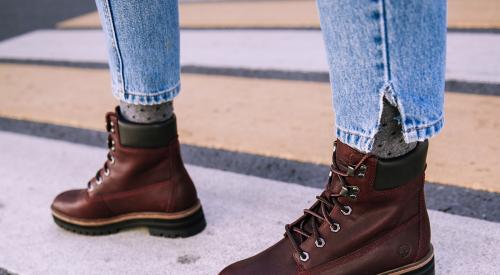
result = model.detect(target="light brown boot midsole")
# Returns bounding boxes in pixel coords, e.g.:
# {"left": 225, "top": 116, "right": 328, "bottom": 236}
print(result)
{"left": 378, "top": 245, "right": 434, "bottom": 275}
{"left": 51, "top": 200, "right": 202, "bottom": 226}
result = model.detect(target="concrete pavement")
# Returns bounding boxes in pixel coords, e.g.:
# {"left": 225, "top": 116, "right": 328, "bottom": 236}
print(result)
{"left": 0, "top": 131, "right": 499, "bottom": 274}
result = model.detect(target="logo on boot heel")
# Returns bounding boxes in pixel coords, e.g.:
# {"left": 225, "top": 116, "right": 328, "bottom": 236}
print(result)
{"left": 398, "top": 244, "right": 412, "bottom": 258}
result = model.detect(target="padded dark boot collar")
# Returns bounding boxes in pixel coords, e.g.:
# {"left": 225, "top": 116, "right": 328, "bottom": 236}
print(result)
{"left": 115, "top": 107, "right": 177, "bottom": 148}
{"left": 374, "top": 140, "right": 428, "bottom": 190}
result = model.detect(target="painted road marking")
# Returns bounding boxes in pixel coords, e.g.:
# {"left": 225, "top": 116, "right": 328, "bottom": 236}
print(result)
{"left": 0, "top": 131, "right": 499, "bottom": 274}
{"left": 1, "top": 30, "right": 499, "bottom": 84}
{"left": 56, "top": 0, "right": 500, "bottom": 30}
{"left": 1, "top": 64, "right": 499, "bottom": 192}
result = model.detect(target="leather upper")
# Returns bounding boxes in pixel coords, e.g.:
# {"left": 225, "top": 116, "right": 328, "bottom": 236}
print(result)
{"left": 220, "top": 140, "right": 431, "bottom": 275}
{"left": 51, "top": 110, "right": 198, "bottom": 219}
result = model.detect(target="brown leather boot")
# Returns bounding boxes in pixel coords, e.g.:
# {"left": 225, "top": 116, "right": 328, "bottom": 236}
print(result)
{"left": 51, "top": 107, "right": 206, "bottom": 237}
{"left": 220, "top": 140, "right": 434, "bottom": 275}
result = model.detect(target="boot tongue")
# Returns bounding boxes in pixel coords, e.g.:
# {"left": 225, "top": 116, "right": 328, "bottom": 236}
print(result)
{"left": 334, "top": 140, "right": 366, "bottom": 168}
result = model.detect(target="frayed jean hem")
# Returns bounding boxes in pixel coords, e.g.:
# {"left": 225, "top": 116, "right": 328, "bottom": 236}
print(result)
{"left": 402, "top": 116, "right": 444, "bottom": 144}
{"left": 111, "top": 83, "right": 180, "bottom": 105}
{"left": 336, "top": 128, "right": 374, "bottom": 153}
{"left": 336, "top": 116, "right": 444, "bottom": 153}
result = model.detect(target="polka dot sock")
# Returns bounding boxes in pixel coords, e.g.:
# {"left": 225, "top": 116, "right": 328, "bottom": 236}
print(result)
{"left": 119, "top": 101, "right": 174, "bottom": 124}
{"left": 372, "top": 99, "right": 417, "bottom": 159}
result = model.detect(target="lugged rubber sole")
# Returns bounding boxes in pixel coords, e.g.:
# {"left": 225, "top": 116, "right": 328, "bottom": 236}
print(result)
{"left": 52, "top": 204, "right": 206, "bottom": 238}
{"left": 379, "top": 245, "right": 435, "bottom": 275}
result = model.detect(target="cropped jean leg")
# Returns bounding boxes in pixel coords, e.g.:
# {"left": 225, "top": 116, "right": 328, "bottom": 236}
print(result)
{"left": 95, "top": 0, "right": 180, "bottom": 105}
{"left": 317, "top": 0, "right": 447, "bottom": 152}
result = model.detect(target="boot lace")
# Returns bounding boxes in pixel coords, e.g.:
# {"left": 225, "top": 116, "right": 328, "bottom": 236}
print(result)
{"left": 88, "top": 120, "right": 116, "bottom": 192}
{"left": 285, "top": 143, "right": 370, "bottom": 262}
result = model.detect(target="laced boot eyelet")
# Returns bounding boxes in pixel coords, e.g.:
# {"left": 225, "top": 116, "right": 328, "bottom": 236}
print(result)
{"left": 96, "top": 177, "right": 103, "bottom": 185}
{"left": 299, "top": 251, "right": 310, "bottom": 262}
{"left": 104, "top": 168, "right": 110, "bottom": 176}
{"left": 340, "top": 185, "right": 360, "bottom": 200}
{"left": 88, "top": 184, "right": 94, "bottom": 192}
{"left": 357, "top": 165, "right": 367, "bottom": 178}
{"left": 330, "top": 223, "right": 341, "bottom": 233}
{"left": 341, "top": 206, "right": 352, "bottom": 216}
{"left": 106, "top": 121, "right": 115, "bottom": 132}
{"left": 315, "top": 237, "right": 326, "bottom": 248}
{"left": 348, "top": 186, "right": 360, "bottom": 200}
{"left": 110, "top": 156, "right": 115, "bottom": 165}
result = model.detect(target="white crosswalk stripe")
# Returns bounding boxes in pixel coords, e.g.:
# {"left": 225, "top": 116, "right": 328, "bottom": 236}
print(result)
{"left": 0, "top": 29, "right": 499, "bottom": 83}
{"left": 0, "top": 131, "right": 499, "bottom": 274}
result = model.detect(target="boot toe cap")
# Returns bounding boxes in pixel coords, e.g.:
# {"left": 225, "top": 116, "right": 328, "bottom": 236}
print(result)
{"left": 51, "top": 189, "right": 84, "bottom": 214}
{"left": 219, "top": 239, "right": 298, "bottom": 275}
{"left": 51, "top": 189, "right": 108, "bottom": 219}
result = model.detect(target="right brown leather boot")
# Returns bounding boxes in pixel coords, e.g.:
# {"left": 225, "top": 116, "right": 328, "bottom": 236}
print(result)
{"left": 221, "top": 140, "right": 433, "bottom": 275}
{"left": 51, "top": 107, "right": 206, "bottom": 237}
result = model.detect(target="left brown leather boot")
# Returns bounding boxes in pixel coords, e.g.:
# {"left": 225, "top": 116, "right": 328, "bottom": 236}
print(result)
{"left": 51, "top": 107, "right": 206, "bottom": 237}
{"left": 220, "top": 140, "right": 434, "bottom": 275}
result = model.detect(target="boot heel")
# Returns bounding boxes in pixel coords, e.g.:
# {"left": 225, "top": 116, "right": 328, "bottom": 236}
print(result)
{"left": 148, "top": 207, "right": 206, "bottom": 238}
{"left": 404, "top": 257, "right": 435, "bottom": 275}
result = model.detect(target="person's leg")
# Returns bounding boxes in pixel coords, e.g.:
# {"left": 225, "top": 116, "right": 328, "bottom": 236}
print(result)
{"left": 51, "top": 0, "right": 206, "bottom": 237}
{"left": 320, "top": 0, "right": 445, "bottom": 155}
{"left": 221, "top": 0, "right": 445, "bottom": 274}
{"left": 97, "top": 0, "right": 179, "bottom": 123}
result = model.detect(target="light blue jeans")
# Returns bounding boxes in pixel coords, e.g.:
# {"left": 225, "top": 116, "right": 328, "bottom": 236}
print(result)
{"left": 95, "top": 0, "right": 446, "bottom": 153}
